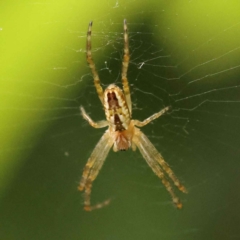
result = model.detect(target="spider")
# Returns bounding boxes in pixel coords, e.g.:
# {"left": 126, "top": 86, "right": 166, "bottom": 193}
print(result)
{"left": 78, "top": 19, "right": 187, "bottom": 211}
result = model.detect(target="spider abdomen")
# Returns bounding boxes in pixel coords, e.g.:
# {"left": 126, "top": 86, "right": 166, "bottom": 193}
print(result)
{"left": 104, "top": 84, "right": 130, "bottom": 132}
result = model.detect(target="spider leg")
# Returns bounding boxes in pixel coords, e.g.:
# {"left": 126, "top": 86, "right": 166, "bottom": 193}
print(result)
{"left": 135, "top": 128, "right": 187, "bottom": 193}
{"left": 133, "top": 128, "right": 187, "bottom": 209}
{"left": 78, "top": 130, "right": 114, "bottom": 211}
{"left": 121, "top": 19, "right": 132, "bottom": 115}
{"left": 86, "top": 21, "right": 104, "bottom": 104}
{"left": 80, "top": 106, "right": 108, "bottom": 128}
{"left": 133, "top": 106, "right": 170, "bottom": 127}
{"left": 83, "top": 179, "right": 111, "bottom": 211}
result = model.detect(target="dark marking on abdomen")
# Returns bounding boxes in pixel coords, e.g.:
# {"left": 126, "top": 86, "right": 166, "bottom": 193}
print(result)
{"left": 114, "top": 114, "right": 125, "bottom": 131}
{"left": 107, "top": 92, "right": 119, "bottom": 109}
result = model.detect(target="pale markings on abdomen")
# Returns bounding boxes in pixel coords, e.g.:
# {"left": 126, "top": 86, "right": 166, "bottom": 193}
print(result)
{"left": 104, "top": 86, "right": 130, "bottom": 131}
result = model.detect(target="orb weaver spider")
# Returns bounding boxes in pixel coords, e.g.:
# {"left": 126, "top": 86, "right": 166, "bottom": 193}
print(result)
{"left": 79, "top": 20, "right": 187, "bottom": 211}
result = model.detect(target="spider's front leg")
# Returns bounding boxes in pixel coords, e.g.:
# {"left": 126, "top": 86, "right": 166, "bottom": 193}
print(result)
{"left": 132, "top": 128, "right": 187, "bottom": 209}
{"left": 79, "top": 106, "right": 112, "bottom": 211}
{"left": 78, "top": 129, "right": 114, "bottom": 211}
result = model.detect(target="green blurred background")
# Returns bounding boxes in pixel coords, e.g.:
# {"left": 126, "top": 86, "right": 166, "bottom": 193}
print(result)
{"left": 1, "top": 1, "right": 240, "bottom": 239}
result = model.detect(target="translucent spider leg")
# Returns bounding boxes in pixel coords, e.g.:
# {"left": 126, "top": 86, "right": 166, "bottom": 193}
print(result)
{"left": 84, "top": 179, "right": 111, "bottom": 211}
{"left": 132, "top": 106, "right": 186, "bottom": 193}
{"left": 135, "top": 127, "right": 187, "bottom": 194}
{"left": 133, "top": 106, "right": 170, "bottom": 127}
{"left": 121, "top": 19, "right": 132, "bottom": 115}
{"left": 78, "top": 130, "right": 114, "bottom": 211}
{"left": 133, "top": 128, "right": 187, "bottom": 209}
{"left": 86, "top": 21, "right": 104, "bottom": 104}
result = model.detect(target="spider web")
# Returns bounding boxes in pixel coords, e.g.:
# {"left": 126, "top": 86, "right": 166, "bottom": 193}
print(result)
{"left": 1, "top": 1, "right": 240, "bottom": 240}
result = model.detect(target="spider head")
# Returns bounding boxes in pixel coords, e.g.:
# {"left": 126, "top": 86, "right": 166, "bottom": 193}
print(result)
{"left": 113, "top": 131, "right": 131, "bottom": 151}
{"left": 112, "top": 121, "right": 135, "bottom": 152}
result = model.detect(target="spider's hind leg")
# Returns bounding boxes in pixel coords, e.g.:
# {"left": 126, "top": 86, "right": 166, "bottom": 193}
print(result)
{"left": 86, "top": 21, "right": 104, "bottom": 105}
{"left": 121, "top": 19, "right": 132, "bottom": 115}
